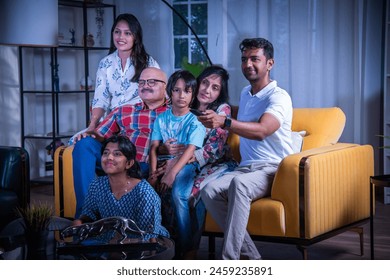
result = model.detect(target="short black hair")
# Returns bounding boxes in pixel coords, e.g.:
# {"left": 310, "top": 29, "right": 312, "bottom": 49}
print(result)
{"left": 166, "top": 70, "right": 197, "bottom": 105}
{"left": 239, "top": 38, "right": 274, "bottom": 60}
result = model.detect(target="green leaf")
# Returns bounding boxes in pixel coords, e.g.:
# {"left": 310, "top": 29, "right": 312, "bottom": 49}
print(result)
{"left": 16, "top": 202, "right": 53, "bottom": 232}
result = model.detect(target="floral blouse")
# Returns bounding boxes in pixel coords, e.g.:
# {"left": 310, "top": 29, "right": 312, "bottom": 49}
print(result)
{"left": 190, "top": 103, "right": 238, "bottom": 206}
{"left": 92, "top": 50, "right": 159, "bottom": 112}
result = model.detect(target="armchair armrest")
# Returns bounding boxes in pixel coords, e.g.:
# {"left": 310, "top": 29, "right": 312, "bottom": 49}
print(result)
{"left": 272, "top": 143, "right": 374, "bottom": 238}
{"left": 54, "top": 145, "right": 76, "bottom": 218}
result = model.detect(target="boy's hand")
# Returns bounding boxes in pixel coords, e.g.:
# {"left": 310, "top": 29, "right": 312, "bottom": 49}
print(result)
{"left": 162, "top": 138, "right": 186, "bottom": 156}
{"left": 147, "top": 175, "right": 159, "bottom": 188}
{"left": 160, "top": 171, "right": 176, "bottom": 191}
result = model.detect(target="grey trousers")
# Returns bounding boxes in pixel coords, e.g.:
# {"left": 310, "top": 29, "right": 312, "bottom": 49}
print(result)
{"left": 201, "top": 162, "right": 278, "bottom": 260}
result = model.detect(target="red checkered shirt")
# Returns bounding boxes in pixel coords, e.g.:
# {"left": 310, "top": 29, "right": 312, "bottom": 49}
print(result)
{"left": 96, "top": 100, "right": 169, "bottom": 163}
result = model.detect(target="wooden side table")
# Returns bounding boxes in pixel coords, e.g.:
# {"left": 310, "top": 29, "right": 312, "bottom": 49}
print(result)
{"left": 370, "top": 175, "right": 390, "bottom": 259}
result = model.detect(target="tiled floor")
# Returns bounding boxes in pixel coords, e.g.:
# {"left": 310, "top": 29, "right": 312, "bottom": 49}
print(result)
{"left": 30, "top": 184, "right": 390, "bottom": 260}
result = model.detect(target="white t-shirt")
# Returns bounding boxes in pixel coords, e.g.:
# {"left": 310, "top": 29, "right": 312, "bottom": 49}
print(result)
{"left": 238, "top": 80, "right": 294, "bottom": 166}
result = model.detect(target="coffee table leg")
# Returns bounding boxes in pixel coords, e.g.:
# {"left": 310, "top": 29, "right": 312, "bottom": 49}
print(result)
{"left": 370, "top": 182, "right": 374, "bottom": 260}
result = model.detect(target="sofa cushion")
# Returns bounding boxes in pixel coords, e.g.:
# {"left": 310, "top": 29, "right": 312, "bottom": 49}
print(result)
{"left": 292, "top": 107, "right": 346, "bottom": 151}
{"left": 291, "top": 130, "right": 306, "bottom": 153}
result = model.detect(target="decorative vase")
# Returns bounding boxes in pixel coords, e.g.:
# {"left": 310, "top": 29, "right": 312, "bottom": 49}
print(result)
{"left": 80, "top": 76, "right": 94, "bottom": 90}
{"left": 25, "top": 229, "right": 49, "bottom": 260}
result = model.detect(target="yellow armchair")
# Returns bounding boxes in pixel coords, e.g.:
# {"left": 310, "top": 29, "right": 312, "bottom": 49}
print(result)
{"left": 203, "top": 107, "right": 374, "bottom": 259}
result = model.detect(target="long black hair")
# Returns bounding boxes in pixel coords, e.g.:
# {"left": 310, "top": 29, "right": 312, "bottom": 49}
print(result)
{"left": 191, "top": 65, "right": 230, "bottom": 111}
{"left": 101, "top": 135, "right": 142, "bottom": 179}
{"left": 109, "top": 13, "right": 151, "bottom": 82}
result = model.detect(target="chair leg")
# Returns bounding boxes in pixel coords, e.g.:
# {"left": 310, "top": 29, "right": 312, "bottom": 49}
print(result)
{"left": 297, "top": 245, "right": 308, "bottom": 260}
{"left": 350, "top": 227, "right": 364, "bottom": 256}
{"left": 208, "top": 235, "right": 216, "bottom": 259}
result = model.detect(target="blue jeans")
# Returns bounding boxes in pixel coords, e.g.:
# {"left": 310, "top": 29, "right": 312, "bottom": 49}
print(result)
{"left": 72, "top": 137, "right": 102, "bottom": 218}
{"left": 191, "top": 198, "right": 206, "bottom": 250}
{"left": 72, "top": 137, "right": 149, "bottom": 218}
{"left": 169, "top": 162, "right": 199, "bottom": 255}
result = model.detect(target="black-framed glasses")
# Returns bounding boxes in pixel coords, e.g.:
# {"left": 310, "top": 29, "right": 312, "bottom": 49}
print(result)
{"left": 138, "top": 79, "right": 166, "bottom": 87}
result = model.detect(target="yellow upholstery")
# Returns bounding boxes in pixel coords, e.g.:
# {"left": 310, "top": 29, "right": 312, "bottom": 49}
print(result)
{"left": 204, "top": 107, "right": 374, "bottom": 254}
{"left": 291, "top": 107, "right": 346, "bottom": 150}
{"left": 54, "top": 145, "right": 76, "bottom": 218}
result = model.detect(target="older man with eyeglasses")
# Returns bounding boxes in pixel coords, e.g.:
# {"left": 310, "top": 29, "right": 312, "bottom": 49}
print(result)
{"left": 72, "top": 67, "right": 169, "bottom": 218}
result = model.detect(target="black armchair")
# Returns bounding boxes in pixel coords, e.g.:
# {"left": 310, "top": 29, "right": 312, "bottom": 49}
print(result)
{"left": 0, "top": 146, "right": 30, "bottom": 231}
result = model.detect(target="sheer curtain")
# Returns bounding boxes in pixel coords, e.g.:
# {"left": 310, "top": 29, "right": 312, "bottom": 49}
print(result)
{"left": 0, "top": 46, "right": 20, "bottom": 146}
{"left": 216, "top": 0, "right": 384, "bottom": 173}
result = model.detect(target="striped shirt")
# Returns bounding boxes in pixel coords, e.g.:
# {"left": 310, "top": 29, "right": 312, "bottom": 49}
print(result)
{"left": 96, "top": 100, "right": 169, "bottom": 163}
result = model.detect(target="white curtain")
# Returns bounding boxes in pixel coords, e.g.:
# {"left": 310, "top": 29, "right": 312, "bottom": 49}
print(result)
{"left": 212, "top": 0, "right": 384, "bottom": 173}
{"left": 220, "top": 0, "right": 382, "bottom": 142}
{"left": 0, "top": 0, "right": 385, "bottom": 177}
{"left": 0, "top": 46, "right": 20, "bottom": 146}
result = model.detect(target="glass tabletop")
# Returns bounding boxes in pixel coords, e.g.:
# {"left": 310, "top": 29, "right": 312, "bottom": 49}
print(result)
{"left": 55, "top": 217, "right": 175, "bottom": 260}
{"left": 56, "top": 232, "right": 175, "bottom": 260}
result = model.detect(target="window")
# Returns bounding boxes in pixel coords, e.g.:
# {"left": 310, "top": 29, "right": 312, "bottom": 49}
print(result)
{"left": 172, "top": 0, "right": 208, "bottom": 69}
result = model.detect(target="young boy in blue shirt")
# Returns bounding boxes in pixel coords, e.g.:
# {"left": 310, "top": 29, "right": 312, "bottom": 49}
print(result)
{"left": 149, "top": 70, "right": 205, "bottom": 258}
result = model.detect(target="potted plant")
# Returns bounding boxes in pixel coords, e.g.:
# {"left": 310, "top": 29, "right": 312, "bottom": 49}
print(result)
{"left": 16, "top": 203, "right": 53, "bottom": 259}
{"left": 181, "top": 56, "right": 210, "bottom": 77}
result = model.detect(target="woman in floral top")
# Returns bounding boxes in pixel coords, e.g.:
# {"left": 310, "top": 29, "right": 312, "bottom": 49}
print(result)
{"left": 69, "top": 13, "right": 159, "bottom": 145}
{"left": 189, "top": 67, "right": 238, "bottom": 206}
{"left": 91, "top": 13, "right": 159, "bottom": 120}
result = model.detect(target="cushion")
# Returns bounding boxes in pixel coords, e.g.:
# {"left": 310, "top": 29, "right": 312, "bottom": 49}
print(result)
{"left": 291, "top": 130, "right": 306, "bottom": 153}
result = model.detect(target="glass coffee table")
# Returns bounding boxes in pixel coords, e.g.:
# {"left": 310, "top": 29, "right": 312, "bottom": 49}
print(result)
{"left": 55, "top": 225, "right": 175, "bottom": 260}
{"left": 56, "top": 233, "right": 174, "bottom": 260}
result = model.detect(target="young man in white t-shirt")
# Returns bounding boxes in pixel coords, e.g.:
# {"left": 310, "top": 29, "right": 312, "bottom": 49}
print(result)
{"left": 199, "top": 37, "right": 294, "bottom": 260}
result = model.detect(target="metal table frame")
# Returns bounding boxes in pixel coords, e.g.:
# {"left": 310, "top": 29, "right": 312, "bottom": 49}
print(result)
{"left": 370, "top": 174, "right": 390, "bottom": 260}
